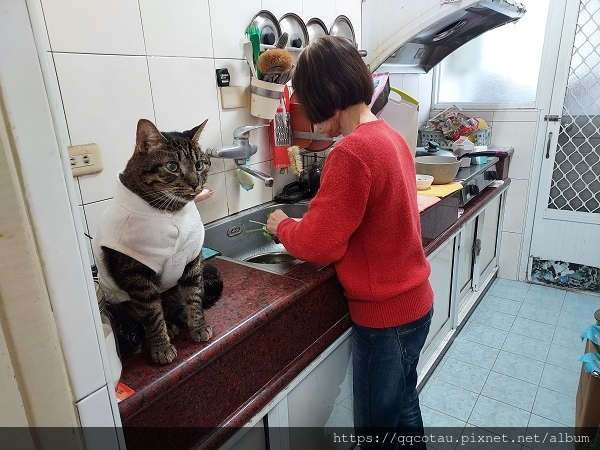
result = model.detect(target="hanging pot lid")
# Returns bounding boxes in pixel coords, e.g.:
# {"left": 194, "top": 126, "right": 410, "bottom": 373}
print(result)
{"left": 279, "top": 13, "right": 309, "bottom": 49}
{"left": 330, "top": 15, "right": 356, "bottom": 46}
{"left": 306, "top": 18, "right": 328, "bottom": 43}
{"left": 249, "top": 10, "right": 281, "bottom": 46}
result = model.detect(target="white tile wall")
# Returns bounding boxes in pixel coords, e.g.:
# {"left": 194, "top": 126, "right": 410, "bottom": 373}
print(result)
{"left": 41, "top": 0, "right": 145, "bottom": 55}
{"left": 263, "top": 0, "right": 303, "bottom": 21}
{"left": 303, "top": 4, "right": 337, "bottom": 35}
{"left": 389, "top": 72, "right": 435, "bottom": 125}
{"left": 210, "top": 0, "right": 262, "bottom": 59}
{"left": 489, "top": 112, "right": 539, "bottom": 280}
{"left": 146, "top": 55, "right": 223, "bottom": 174}
{"left": 498, "top": 231, "right": 523, "bottom": 280}
{"left": 196, "top": 173, "right": 229, "bottom": 223}
{"left": 83, "top": 200, "right": 111, "bottom": 264}
{"left": 38, "top": 0, "right": 538, "bottom": 283}
{"left": 76, "top": 385, "right": 121, "bottom": 446}
{"left": 77, "top": 205, "right": 95, "bottom": 266}
{"left": 489, "top": 119, "right": 538, "bottom": 181}
{"left": 225, "top": 161, "right": 274, "bottom": 215}
{"left": 53, "top": 53, "right": 155, "bottom": 203}
{"left": 502, "top": 179, "right": 529, "bottom": 234}
{"left": 42, "top": 0, "right": 361, "bottom": 232}
{"left": 139, "top": 0, "right": 214, "bottom": 58}
{"left": 40, "top": 0, "right": 364, "bottom": 233}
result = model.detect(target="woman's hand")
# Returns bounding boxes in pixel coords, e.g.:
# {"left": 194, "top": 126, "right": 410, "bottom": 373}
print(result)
{"left": 194, "top": 188, "right": 214, "bottom": 203}
{"left": 266, "top": 209, "right": 289, "bottom": 238}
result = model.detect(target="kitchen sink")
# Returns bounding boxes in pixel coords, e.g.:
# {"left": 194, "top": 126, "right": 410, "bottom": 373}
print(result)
{"left": 203, "top": 202, "right": 310, "bottom": 274}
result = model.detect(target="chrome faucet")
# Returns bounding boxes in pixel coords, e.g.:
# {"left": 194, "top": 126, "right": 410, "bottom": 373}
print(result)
{"left": 238, "top": 165, "right": 274, "bottom": 187}
{"left": 207, "top": 124, "right": 269, "bottom": 160}
{"left": 206, "top": 124, "right": 274, "bottom": 187}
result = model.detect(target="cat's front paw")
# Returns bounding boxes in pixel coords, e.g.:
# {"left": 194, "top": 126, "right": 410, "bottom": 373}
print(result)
{"left": 150, "top": 343, "right": 177, "bottom": 364}
{"left": 190, "top": 325, "right": 213, "bottom": 342}
{"left": 166, "top": 323, "right": 180, "bottom": 340}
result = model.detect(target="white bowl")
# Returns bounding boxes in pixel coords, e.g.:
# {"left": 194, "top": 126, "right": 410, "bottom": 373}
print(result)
{"left": 416, "top": 174, "right": 434, "bottom": 190}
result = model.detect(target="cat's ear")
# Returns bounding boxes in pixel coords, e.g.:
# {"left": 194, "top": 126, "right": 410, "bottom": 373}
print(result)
{"left": 188, "top": 119, "right": 209, "bottom": 144}
{"left": 135, "top": 119, "right": 166, "bottom": 153}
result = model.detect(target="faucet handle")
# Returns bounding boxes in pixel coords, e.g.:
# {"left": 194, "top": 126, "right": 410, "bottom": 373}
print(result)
{"left": 233, "top": 124, "right": 270, "bottom": 140}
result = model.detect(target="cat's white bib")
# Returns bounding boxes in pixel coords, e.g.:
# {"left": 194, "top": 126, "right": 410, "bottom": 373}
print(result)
{"left": 93, "top": 176, "right": 204, "bottom": 304}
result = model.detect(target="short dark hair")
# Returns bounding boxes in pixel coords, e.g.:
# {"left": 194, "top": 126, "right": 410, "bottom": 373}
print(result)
{"left": 292, "top": 36, "right": 374, "bottom": 124}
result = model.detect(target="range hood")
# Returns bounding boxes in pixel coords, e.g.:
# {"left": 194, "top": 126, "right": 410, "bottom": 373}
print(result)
{"left": 379, "top": 0, "right": 526, "bottom": 74}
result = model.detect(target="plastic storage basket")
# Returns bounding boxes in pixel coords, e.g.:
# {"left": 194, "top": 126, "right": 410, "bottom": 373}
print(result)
{"left": 418, "top": 128, "right": 492, "bottom": 148}
{"left": 418, "top": 130, "right": 453, "bottom": 148}
{"left": 469, "top": 128, "right": 492, "bottom": 146}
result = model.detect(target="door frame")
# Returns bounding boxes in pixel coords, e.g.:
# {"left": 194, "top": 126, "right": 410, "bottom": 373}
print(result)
{"left": 520, "top": 0, "right": 585, "bottom": 280}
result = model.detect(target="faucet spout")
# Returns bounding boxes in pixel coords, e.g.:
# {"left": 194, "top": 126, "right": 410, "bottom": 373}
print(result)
{"left": 206, "top": 123, "right": 270, "bottom": 160}
{"left": 237, "top": 164, "right": 274, "bottom": 187}
{"left": 207, "top": 143, "right": 257, "bottom": 160}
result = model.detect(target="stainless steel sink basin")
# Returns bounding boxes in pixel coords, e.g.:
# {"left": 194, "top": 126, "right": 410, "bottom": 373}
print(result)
{"left": 203, "top": 202, "right": 309, "bottom": 274}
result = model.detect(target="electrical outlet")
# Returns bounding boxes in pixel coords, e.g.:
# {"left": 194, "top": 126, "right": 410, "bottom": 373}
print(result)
{"left": 68, "top": 143, "right": 103, "bottom": 176}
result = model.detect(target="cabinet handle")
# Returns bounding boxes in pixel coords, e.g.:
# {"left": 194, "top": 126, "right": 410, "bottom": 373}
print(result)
{"left": 546, "top": 131, "right": 553, "bottom": 159}
{"left": 473, "top": 238, "right": 481, "bottom": 258}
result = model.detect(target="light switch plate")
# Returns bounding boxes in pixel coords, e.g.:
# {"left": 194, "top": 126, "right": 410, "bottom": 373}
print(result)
{"left": 68, "top": 143, "right": 103, "bottom": 177}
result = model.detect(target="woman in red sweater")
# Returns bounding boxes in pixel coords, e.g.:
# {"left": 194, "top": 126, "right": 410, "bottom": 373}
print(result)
{"left": 267, "top": 36, "right": 434, "bottom": 449}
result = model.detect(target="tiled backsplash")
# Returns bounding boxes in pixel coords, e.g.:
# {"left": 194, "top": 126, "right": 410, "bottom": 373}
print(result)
{"left": 36, "top": 0, "right": 362, "bottom": 263}
{"left": 35, "top": 0, "right": 539, "bottom": 281}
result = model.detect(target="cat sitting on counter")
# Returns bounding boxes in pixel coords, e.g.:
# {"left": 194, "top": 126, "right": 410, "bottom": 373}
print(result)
{"left": 93, "top": 118, "right": 221, "bottom": 364}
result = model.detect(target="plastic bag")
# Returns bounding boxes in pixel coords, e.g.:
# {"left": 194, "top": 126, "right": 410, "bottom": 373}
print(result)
{"left": 424, "top": 106, "right": 479, "bottom": 141}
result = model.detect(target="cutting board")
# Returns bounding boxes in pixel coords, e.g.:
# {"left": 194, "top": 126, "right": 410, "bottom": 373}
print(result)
{"left": 417, "top": 182, "right": 463, "bottom": 198}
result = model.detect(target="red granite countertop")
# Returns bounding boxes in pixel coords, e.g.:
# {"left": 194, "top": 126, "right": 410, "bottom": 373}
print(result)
{"left": 117, "top": 181, "right": 510, "bottom": 450}
{"left": 118, "top": 258, "right": 336, "bottom": 421}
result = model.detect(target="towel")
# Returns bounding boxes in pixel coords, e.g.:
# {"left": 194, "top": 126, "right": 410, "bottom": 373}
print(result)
{"left": 417, "top": 194, "right": 441, "bottom": 212}
{"left": 581, "top": 325, "right": 600, "bottom": 345}
{"left": 201, "top": 246, "right": 221, "bottom": 261}
{"left": 417, "top": 182, "right": 463, "bottom": 198}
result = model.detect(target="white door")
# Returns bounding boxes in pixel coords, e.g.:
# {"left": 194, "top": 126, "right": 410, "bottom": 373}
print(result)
{"left": 529, "top": 0, "right": 600, "bottom": 278}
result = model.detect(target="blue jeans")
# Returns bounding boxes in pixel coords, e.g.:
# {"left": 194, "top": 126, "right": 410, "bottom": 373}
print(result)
{"left": 352, "top": 308, "right": 432, "bottom": 449}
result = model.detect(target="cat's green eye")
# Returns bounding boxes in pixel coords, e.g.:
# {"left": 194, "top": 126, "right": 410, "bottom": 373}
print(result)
{"left": 195, "top": 161, "right": 205, "bottom": 171}
{"left": 165, "top": 161, "right": 179, "bottom": 172}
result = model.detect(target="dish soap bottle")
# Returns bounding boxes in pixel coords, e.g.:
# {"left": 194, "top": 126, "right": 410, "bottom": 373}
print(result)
{"left": 308, "top": 155, "right": 322, "bottom": 197}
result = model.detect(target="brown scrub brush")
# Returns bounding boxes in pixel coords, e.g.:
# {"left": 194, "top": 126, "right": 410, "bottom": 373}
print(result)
{"left": 257, "top": 48, "right": 294, "bottom": 84}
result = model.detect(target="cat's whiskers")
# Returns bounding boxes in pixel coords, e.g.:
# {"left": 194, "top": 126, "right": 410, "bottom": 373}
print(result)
{"left": 131, "top": 181, "right": 189, "bottom": 211}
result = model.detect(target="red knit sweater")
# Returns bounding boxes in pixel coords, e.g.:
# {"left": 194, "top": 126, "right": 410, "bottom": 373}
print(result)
{"left": 277, "top": 120, "right": 433, "bottom": 328}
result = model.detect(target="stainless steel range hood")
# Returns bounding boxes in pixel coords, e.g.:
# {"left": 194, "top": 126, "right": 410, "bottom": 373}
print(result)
{"left": 379, "top": 0, "right": 526, "bottom": 74}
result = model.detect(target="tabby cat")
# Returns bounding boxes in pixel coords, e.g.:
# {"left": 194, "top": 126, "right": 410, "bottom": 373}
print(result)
{"left": 93, "top": 118, "right": 218, "bottom": 364}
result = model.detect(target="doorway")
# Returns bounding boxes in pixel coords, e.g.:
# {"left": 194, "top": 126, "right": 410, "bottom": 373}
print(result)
{"left": 529, "top": 0, "right": 600, "bottom": 293}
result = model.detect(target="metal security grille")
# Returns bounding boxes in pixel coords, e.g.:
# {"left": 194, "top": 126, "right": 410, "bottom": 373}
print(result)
{"left": 548, "top": 0, "right": 600, "bottom": 213}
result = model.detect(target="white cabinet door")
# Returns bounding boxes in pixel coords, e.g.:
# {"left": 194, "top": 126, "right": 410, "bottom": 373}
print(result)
{"left": 284, "top": 334, "right": 353, "bottom": 450}
{"left": 423, "top": 237, "right": 455, "bottom": 353}
{"left": 479, "top": 195, "right": 502, "bottom": 281}
{"left": 457, "top": 218, "right": 477, "bottom": 300}
{"left": 221, "top": 419, "right": 267, "bottom": 450}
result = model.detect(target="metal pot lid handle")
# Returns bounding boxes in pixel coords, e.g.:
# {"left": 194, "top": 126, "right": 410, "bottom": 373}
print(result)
{"left": 249, "top": 10, "right": 281, "bottom": 47}
{"left": 279, "top": 13, "right": 309, "bottom": 49}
